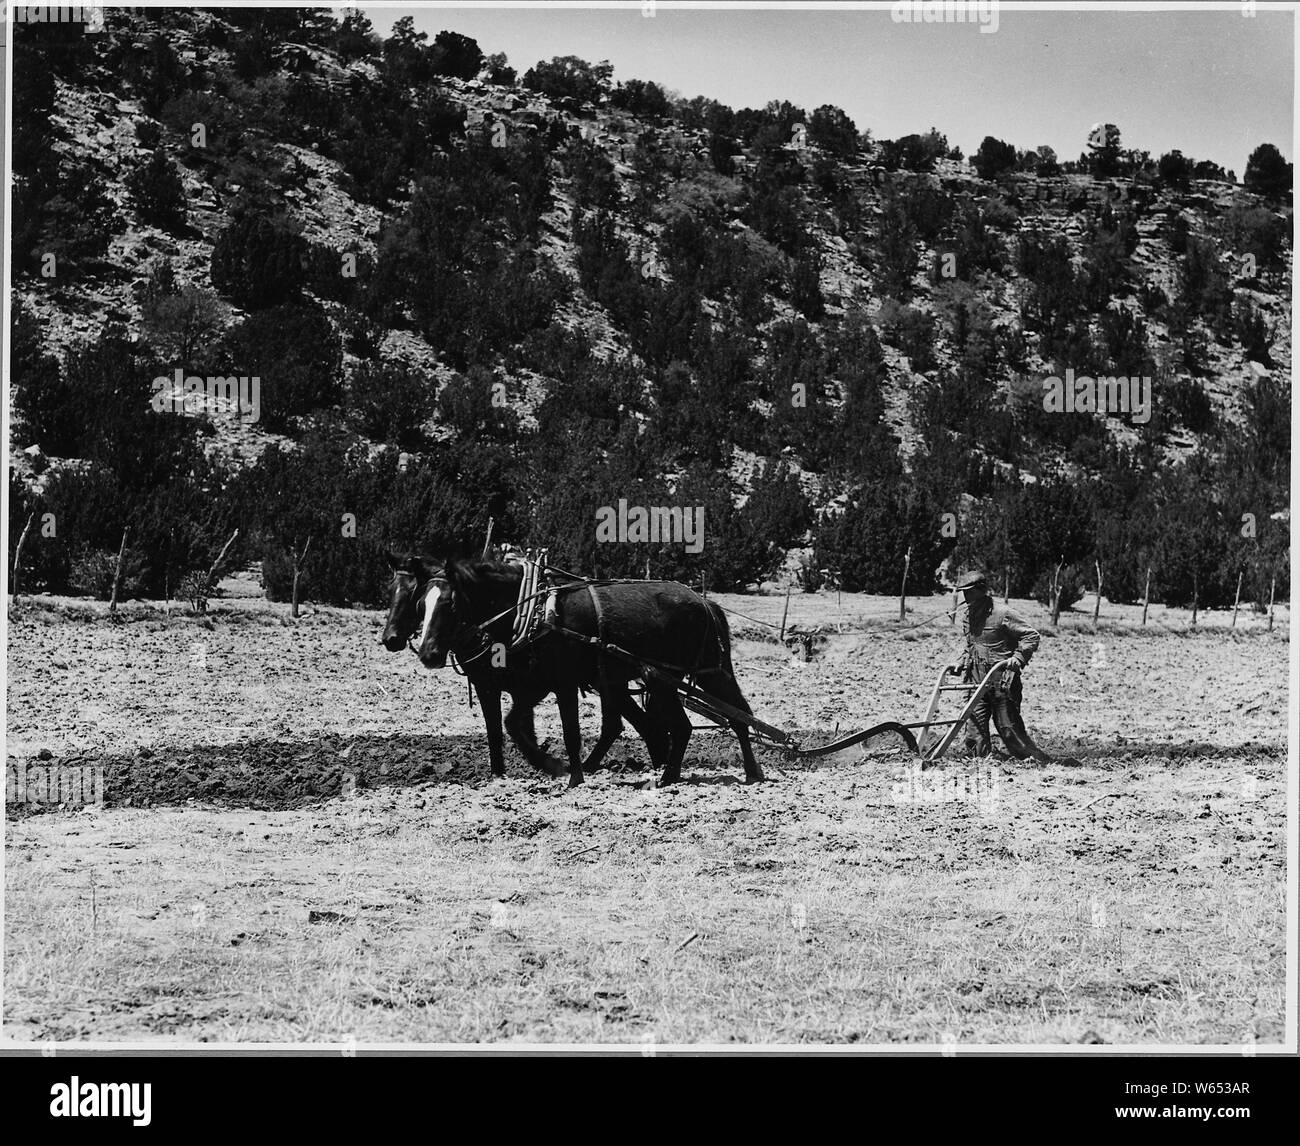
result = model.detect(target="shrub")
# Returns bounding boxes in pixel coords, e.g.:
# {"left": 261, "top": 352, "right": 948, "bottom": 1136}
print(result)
{"left": 1243, "top": 143, "right": 1292, "bottom": 199}
{"left": 877, "top": 129, "right": 947, "bottom": 173}
{"left": 219, "top": 301, "right": 342, "bottom": 432}
{"left": 807, "top": 104, "right": 859, "bottom": 157}
{"left": 522, "top": 56, "right": 612, "bottom": 104}
{"left": 351, "top": 361, "right": 436, "bottom": 450}
{"left": 1164, "top": 376, "right": 1215, "bottom": 434}
{"left": 610, "top": 78, "right": 671, "bottom": 120}
{"left": 210, "top": 211, "right": 307, "bottom": 310}
{"left": 134, "top": 119, "right": 162, "bottom": 150}
{"left": 1235, "top": 299, "right": 1275, "bottom": 365}
{"left": 69, "top": 546, "right": 146, "bottom": 600}
{"left": 430, "top": 30, "right": 483, "bottom": 80}
{"left": 127, "top": 147, "right": 187, "bottom": 231}
{"left": 1157, "top": 150, "right": 1193, "bottom": 190}
{"left": 1032, "top": 564, "right": 1087, "bottom": 612}
{"left": 972, "top": 136, "right": 1018, "bottom": 180}
{"left": 877, "top": 301, "right": 936, "bottom": 373}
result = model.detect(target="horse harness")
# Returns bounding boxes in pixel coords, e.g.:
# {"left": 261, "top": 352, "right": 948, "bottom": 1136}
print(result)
{"left": 436, "top": 556, "right": 729, "bottom": 690}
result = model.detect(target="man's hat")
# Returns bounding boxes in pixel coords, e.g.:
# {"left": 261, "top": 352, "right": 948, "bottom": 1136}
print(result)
{"left": 953, "top": 568, "right": 990, "bottom": 591}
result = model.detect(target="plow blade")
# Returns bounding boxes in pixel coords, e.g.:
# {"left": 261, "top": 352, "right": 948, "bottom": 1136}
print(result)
{"left": 795, "top": 722, "right": 919, "bottom": 758}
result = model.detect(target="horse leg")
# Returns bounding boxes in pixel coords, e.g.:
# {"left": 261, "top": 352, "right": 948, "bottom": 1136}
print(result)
{"left": 504, "top": 688, "right": 562, "bottom": 778}
{"left": 640, "top": 687, "right": 673, "bottom": 774}
{"left": 579, "top": 685, "right": 623, "bottom": 774}
{"left": 581, "top": 682, "right": 653, "bottom": 772}
{"left": 479, "top": 685, "right": 506, "bottom": 779}
{"left": 555, "top": 685, "right": 586, "bottom": 788}
{"left": 699, "top": 672, "right": 765, "bottom": 783}
{"left": 648, "top": 684, "right": 692, "bottom": 786}
{"left": 612, "top": 686, "right": 658, "bottom": 771}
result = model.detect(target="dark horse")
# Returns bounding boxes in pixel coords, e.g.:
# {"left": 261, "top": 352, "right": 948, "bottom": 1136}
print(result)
{"left": 398, "top": 556, "right": 764, "bottom": 788}
{"left": 380, "top": 554, "right": 656, "bottom": 785}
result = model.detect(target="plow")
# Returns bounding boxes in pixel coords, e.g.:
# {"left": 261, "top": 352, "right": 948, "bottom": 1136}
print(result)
{"left": 664, "top": 661, "right": 1044, "bottom": 767}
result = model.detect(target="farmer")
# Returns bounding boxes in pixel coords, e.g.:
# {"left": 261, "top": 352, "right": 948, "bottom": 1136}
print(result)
{"left": 947, "top": 569, "right": 1042, "bottom": 758}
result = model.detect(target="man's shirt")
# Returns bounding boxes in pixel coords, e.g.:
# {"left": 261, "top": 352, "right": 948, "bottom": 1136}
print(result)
{"left": 958, "top": 600, "right": 1041, "bottom": 669}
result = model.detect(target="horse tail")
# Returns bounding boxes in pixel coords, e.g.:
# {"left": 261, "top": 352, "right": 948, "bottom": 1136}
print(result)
{"left": 704, "top": 599, "right": 735, "bottom": 674}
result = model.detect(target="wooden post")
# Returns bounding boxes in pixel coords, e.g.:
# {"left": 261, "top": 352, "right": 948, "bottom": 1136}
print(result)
{"left": 1092, "top": 559, "right": 1102, "bottom": 631}
{"left": 482, "top": 517, "right": 495, "bottom": 558}
{"left": 1231, "top": 570, "right": 1243, "bottom": 628}
{"left": 1141, "top": 567, "right": 1151, "bottom": 626}
{"left": 204, "top": 529, "right": 239, "bottom": 598}
{"left": 108, "top": 527, "right": 130, "bottom": 614}
{"left": 165, "top": 528, "right": 175, "bottom": 615}
{"left": 1268, "top": 575, "right": 1276, "bottom": 632}
{"left": 1050, "top": 558, "right": 1064, "bottom": 626}
{"left": 779, "top": 585, "right": 792, "bottom": 643}
{"left": 644, "top": 554, "right": 650, "bottom": 580}
{"left": 1191, "top": 572, "right": 1199, "bottom": 629}
{"left": 292, "top": 535, "right": 313, "bottom": 619}
{"left": 11, "top": 511, "right": 34, "bottom": 603}
{"left": 1003, "top": 565, "right": 1009, "bottom": 605}
{"left": 898, "top": 545, "right": 912, "bottom": 622}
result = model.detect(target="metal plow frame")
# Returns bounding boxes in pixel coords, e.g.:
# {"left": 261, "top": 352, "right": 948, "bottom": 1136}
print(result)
{"left": 910, "top": 665, "right": 1045, "bottom": 764}
{"left": 675, "top": 663, "right": 1042, "bottom": 767}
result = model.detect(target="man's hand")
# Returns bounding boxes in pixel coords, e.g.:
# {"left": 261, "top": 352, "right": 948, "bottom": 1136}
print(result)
{"left": 997, "top": 657, "right": 1022, "bottom": 675}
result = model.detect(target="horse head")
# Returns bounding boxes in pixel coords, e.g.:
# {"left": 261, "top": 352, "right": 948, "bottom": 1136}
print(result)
{"left": 409, "top": 559, "right": 524, "bottom": 670}
{"left": 380, "top": 552, "right": 442, "bottom": 654}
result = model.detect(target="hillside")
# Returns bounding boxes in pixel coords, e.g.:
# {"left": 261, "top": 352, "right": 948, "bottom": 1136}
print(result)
{"left": 7, "top": 7, "right": 1292, "bottom": 611}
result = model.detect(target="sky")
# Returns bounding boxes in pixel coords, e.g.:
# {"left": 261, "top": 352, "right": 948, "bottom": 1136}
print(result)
{"left": 358, "top": 3, "right": 1293, "bottom": 177}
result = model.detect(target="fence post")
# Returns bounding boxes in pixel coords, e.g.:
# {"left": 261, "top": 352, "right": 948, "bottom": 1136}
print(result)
{"left": 11, "top": 511, "right": 34, "bottom": 604}
{"left": 482, "top": 517, "right": 495, "bottom": 558}
{"left": 1093, "top": 559, "right": 1102, "bottom": 632}
{"left": 779, "top": 585, "right": 792, "bottom": 643}
{"left": 898, "top": 545, "right": 912, "bottom": 622}
{"left": 108, "top": 527, "right": 130, "bottom": 614}
{"left": 1268, "top": 575, "right": 1276, "bottom": 632}
{"left": 1231, "top": 570, "right": 1243, "bottom": 628}
{"left": 1141, "top": 567, "right": 1151, "bottom": 626}
{"left": 292, "top": 535, "right": 313, "bottom": 619}
{"left": 205, "top": 529, "right": 239, "bottom": 597}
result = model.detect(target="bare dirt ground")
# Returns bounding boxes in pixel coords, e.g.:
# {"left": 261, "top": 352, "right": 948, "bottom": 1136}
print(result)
{"left": 3, "top": 590, "right": 1289, "bottom": 1046}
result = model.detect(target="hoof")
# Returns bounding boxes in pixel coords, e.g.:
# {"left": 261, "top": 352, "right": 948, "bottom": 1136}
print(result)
{"left": 744, "top": 773, "right": 767, "bottom": 785}
{"left": 567, "top": 772, "right": 584, "bottom": 789}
